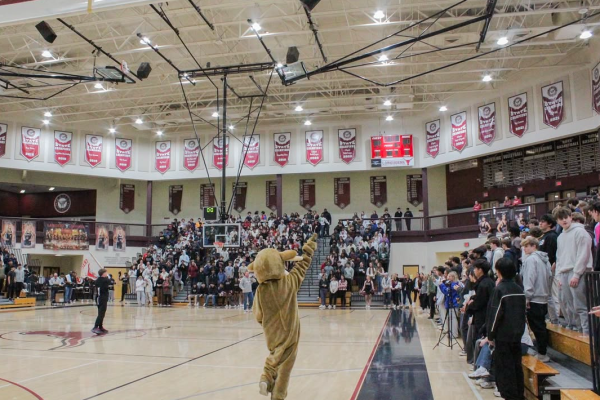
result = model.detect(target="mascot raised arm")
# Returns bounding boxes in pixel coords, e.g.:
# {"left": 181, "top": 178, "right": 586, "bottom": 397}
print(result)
{"left": 248, "top": 233, "right": 318, "bottom": 400}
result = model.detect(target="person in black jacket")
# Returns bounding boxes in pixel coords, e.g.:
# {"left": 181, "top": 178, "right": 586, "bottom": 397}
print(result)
{"left": 539, "top": 214, "right": 560, "bottom": 324}
{"left": 466, "top": 259, "right": 495, "bottom": 347}
{"left": 92, "top": 269, "right": 110, "bottom": 335}
{"left": 486, "top": 258, "right": 526, "bottom": 400}
{"left": 394, "top": 208, "right": 403, "bottom": 231}
{"left": 404, "top": 208, "right": 413, "bottom": 230}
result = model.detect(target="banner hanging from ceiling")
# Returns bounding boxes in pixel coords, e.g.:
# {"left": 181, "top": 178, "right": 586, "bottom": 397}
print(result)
{"left": 20, "top": 220, "right": 36, "bottom": 248}
{"left": 274, "top": 132, "right": 291, "bottom": 167}
{"left": 507, "top": 93, "right": 528, "bottom": 137}
{"left": 242, "top": 135, "right": 260, "bottom": 169}
{"left": 155, "top": 141, "right": 171, "bottom": 174}
{"left": 21, "top": 126, "right": 40, "bottom": 161}
{"left": 1, "top": 219, "right": 17, "bottom": 247}
{"left": 113, "top": 225, "right": 126, "bottom": 251}
{"left": 337, "top": 128, "right": 356, "bottom": 164}
{"left": 95, "top": 224, "right": 109, "bottom": 251}
{"left": 0, "top": 123, "right": 7, "bottom": 158}
{"left": 213, "top": 137, "right": 229, "bottom": 170}
{"left": 183, "top": 138, "right": 199, "bottom": 171}
{"left": 425, "top": 120, "right": 440, "bottom": 158}
{"left": 333, "top": 177, "right": 350, "bottom": 209}
{"left": 232, "top": 182, "right": 247, "bottom": 212}
{"left": 450, "top": 111, "right": 468, "bottom": 152}
{"left": 115, "top": 138, "right": 132, "bottom": 171}
{"left": 477, "top": 103, "right": 496, "bottom": 145}
{"left": 541, "top": 81, "right": 564, "bottom": 129}
{"left": 592, "top": 62, "right": 600, "bottom": 115}
{"left": 54, "top": 130, "right": 72, "bottom": 166}
{"left": 119, "top": 184, "right": 135, "bottom": 214}
{"left": 305, "top": 130, "right": 323, "bottom": 166}
{"left": 85, "top": 134, "right": 103, "bottom": 167}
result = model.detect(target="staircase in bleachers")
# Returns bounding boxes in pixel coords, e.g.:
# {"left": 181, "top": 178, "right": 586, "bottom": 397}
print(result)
{"left": 297, "top": 236, "right": 328, "bottom": 305}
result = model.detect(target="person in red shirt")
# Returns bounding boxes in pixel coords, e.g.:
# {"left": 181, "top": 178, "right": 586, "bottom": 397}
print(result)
{"left": 473, "top": 201, "right": 482, "bottom": 211}
{"left": 512, "top": 196, "right": 522, "bottom": 206}
{"left": 188, "top": 261, "right": 199, "bottom": 288}
{"left": 503, "top": 196, "right": 513, "bottom": 207}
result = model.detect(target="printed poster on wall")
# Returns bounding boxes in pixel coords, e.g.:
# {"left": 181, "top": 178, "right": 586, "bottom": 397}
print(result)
{"left": 299, "top": 179, "right": 316, "bottom": 210}
{"left": 266, "top": 181, "right": 277, "bottom": 211}
{"left": 338, "top": 128, "right": 356, "bottom": 164}
{"left": 507, "top": 93, "right": 528, "bottom": 137}
{"left": 200, "top": 184, "right": 215, "bottom": 208}
{"left": 213, "top": 137, "right": 229, "bottom": 170}
{"left": 593, "top": 62, "right": 600, "bottom": 115}
{"left": 232, "top": 182, "right": 248, "bottom": 212}
{"left": 95, "top": 224, "right": 109, "bottom": 251}
{"left": 85, "top": 134, "right": 103, "bottom": 167}
{"left": 305, "top": 130, "right": 323, "bottom": 166}
{"left": 274, "top": 132, "right": 291, "bottom": 167}
{"left": 54, "top": 130, "right": 72, "bottom": 166}
{"left": 113, "top": 225, "right": 126, "bottom": 252}
{"left": 21, "top": 126, "right": 40, "bottom": 161}
{"left": 20, "top": 220, "right": 36, "bottom": 248}
{"left": 370, "top": 176, "right": 387, "bottom": 207}
{"left": 169, "top": 185, "right": 183, "bottom": 215}
{"left": 155, "top": 141, "right": 171, "bottom": 174}
{"left": 183, "top": 138, "right": 199, "bottom": 171}
{"left": 242, "top": 135, "right": 260, "bottom": 169}
{"left": 541, "top": 81, "right": 564, "bottom": 129}
{"left": 478, "top": 103, "right": 496, "bottom": 145}
{"left": 43, "top": 221, "right": 89, "bottom": 250}
{"left": 119, "top": 184, "right": 135, "bottom": 214}
{"left": 425, "top": 120, "right": 440, "bottom": 158}
{"left": 450, "top": 112, "right": 468, "bottom": 152}
{"left": 115, "top": 138, "right": 132, "bottom": 172}
{"left": 1, "top": 220, "right": 17, "bottom": 247}
{"left": 333, "top": 177, "right": 350, "bottom": 209}
{"left": 0, "top": 123, "right": 7, "bottom": 158}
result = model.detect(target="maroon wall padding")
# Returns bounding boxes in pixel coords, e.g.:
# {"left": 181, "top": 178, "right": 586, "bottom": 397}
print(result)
{"left": 0, "top": 190, "right": 20, "bottom": 216}
{"left": 0, "top": 190, "right": 97, "bottom": 218}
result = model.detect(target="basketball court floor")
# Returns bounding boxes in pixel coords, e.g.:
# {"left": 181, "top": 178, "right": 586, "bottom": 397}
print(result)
{"left": 0, "top": 306, "right": 496, "bottom": 400}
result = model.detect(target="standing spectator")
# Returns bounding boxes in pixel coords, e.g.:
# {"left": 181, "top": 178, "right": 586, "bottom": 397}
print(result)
{"left": 489, "top": 238, "right": 504, "bottom": 274}
{"left": 361, "top": 275, "right": 374, "bottom": 309}
{"left": 328, "top": 275, "right": 338, "bottom": 309}
{"left": 343, "top": 263, "right": 354, "bottom": 291}
{"left": 108, "top": 274, "right": 116, "bottom": 303}
{"left": 6, "top": 265, "right": 16, "bottom": 300}
{"left": 205, "top": 283, "right": 218, "bottom": 307}
{"left": 473, "top": 201, "right": 482, "bottom": 211}
{"left": 589, "top": 202, "right": 600, "bottom": 271}
{"left": 318, "top": 273, "right": 329, "bottom": 310}
{"left": 503, "top": 196, "right": 512, "bottom": 207}
{"left": 391, "top": 273, "right": 401, "bottom": 310}
{"left": 404, "top": 208, "right": 414, "bottom": 230}
{"left": 466, "top": 260, "right": 495, "bottom": 350}
{"left": 381, "top": 272, "right": 392, "bottom": 309}
{"left": 338, "top": 275, "right": 348, "bottom": 308}
{"left": 539, "top": 214, "right": 560, "bottom": 324}
{"left": 426, "top": 271, "right": 437, "bottom": 319}
{"left": 188, "top": 262, "right": 199, "bottom": 289}
{"left": 402, "top": 274, "right": 413, "bottom": 309}
{"left": 120, "top": 272, "right": 129, "bottom": 302}
{"left": 49, "top": 273, "right": 63, "bottom": 304}
{"left": 512, "top": 196, "right": 522, "bottom": 206}
{"left": 14, "top": 264, "right": 25, "bottom": 300}
{"left": 163, "top": 275, "right": 172, "bottom": 307}
{"left": 394, "top": 207, "right": 403, "bottom": 231}
{"left": 321, "top": 209, "right": 332, "bottom": 237}
{"left": 144, "top": 275, "right": 153, "bottom": 306}
{"left": 240, "top": 272, "right": 254, "bottom": 312}
{"left": 135, "top": 276, "right": 145, "bottom": 306}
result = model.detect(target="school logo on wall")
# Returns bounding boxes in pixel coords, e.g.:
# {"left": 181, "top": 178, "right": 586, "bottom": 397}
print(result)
{"left": 53, "top": 193, "right": 71, "bottom": 214}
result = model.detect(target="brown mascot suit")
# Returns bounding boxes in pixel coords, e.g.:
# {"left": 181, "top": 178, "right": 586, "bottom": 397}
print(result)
{"left": 248, "top": 233, "right": 318, "bottom": 400}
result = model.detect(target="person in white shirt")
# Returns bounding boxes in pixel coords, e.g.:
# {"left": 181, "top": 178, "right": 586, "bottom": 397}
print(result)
{"left": 135, "top": 276, "right": 146, "bottom": 307}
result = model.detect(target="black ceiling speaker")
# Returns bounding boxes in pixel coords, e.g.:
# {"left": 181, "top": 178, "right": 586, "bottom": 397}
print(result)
{"left": 300, "top": 0, "right": 321, "bottom": 11}
{"left": 286, "top": 46, "right": 300, "bottom": 64}
{"left": 35, "top": 21, "right": 57, "bottom": 43}
{"left": 137, "top": 62, "right": 152, "bottom": 80}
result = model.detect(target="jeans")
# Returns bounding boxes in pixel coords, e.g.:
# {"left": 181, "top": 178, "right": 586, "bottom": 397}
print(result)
{"left": 205, "top": 294, "right": 217, "bottom": 307}
{"left": 319, "top": 288, "right": 328, "bottom": 306}
{"left": 475, "top": 341, "right": 492, "bottom": 371}
{"left": 527, "top": 302, "right": 549, "bottom": 355}
{"left": 65, "top": 286, "right": 72, "bottom": 303}
{"left": 244, "top": 292, "right": 254, "bottom": 310}
{"left": 494, "top": 341, "right": 525, "bottom": 400}
{"left": 559, "top": 270, "right": 589, "bottom": 333}
{"left": 51, "top": 287, "right": 58, "bottom": 303}
{"left": 383, "top": 292, "right": 391, "bottom": 306}
{"left": 402, "top": 291, "right": 412, "bottom": 305}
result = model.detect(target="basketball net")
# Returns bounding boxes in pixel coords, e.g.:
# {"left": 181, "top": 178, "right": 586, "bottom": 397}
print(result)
{"left": 214, "top": 241, "right": 224, "bottom": 254}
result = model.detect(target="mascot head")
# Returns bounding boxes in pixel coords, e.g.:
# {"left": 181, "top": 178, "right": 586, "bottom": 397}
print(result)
{"left": 247, "top": 249, "right": 302, "bottom": 284}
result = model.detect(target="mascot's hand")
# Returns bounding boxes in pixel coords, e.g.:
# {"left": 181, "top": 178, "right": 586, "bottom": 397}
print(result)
{"left": 302, "top": 233, "right": 318, "bottom": 257}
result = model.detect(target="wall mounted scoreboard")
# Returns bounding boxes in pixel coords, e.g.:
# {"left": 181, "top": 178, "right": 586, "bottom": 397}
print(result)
{"left": 370, "top": 134, "right": 414, "bottom": 167}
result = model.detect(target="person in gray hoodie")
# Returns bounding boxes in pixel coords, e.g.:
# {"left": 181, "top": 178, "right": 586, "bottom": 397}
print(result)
{"left": 556, "top": 208, "right": 593, "bottom": 334}
{"left": 521, "top": 237, "right": 552, "bottom": 362}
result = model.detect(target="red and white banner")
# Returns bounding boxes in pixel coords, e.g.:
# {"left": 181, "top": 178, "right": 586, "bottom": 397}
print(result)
{"left": 155, "top": 141, "right": 171, "bottom": 174}
{"left": 425, "top": 120, "right": 440, "bottom": 158}
{"left": 450, "top": 112, "right": 468, "bottom": 152}
{"left": 115, "top": 138, "right": 132, "bottom": 172}
{"left": 274, "top": 132, "right": 291, "bottom": 167}
{"left": 21, "top": 126, "right": 40, "bottom": 161}
{"left": 213, "top": 137, "right": 229, "bottom": 170}
{"left": 507, "top": 93, "right": 528, "bottom": 137}
{"left": 85, "top": 135, "right": 103, "bottom": 167}
{"left": 338, "top": 128, "right": 356, "bottom": 164}
{"left": 305, "top": 130, "right": 323, "bottom": 166}
{"left": 592, "top": 62, "right": 600, "bottom": 115}
{"left": 541, "top": 81, "right": 564, "bottom": 129}
{"left": 53, "top": 131, "right": 72, "bottom": 166}
{"left": 242, "top": 135, "right": 260, "bottom": 169}
{"left": 183, "top": 138, "right": 199, "bottom": 171}
{"left": 477, "top": 103, "right": 496, "bottom": 145}
{"left": 0, "top": 123, "right": 7, "bottom": 158}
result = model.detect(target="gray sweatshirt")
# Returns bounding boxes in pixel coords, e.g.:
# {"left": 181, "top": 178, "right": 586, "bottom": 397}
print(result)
{"left": 556, "top": 222, "right": 592, "bottom": 278}
{"left": 239, "top": 276, "right": 253, "bottom": 293}
{"left": 522, "top": 251, "right": 551, "bottom": 304}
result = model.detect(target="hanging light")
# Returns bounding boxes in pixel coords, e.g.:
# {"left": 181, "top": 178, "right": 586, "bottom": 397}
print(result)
{"left": 482, "top": 74, "right": 492, "bottom": 82}
{"left": 374, "top": 10, "right": 385, "bottom": 19}
{"left": 157, "top": 130, "right": 163, "bottom": 136}
{"left": 41, "top": 50, "right": 53, "bottom": 58}
{"left": 49, "top": 187, "right": 55, "bottom": 191}
{"left": 304, "top": 120, "right": 312, "bottom": 126}
{"left": 439, "top": 105, "right": 448, "bottom": 112}
{"left": 378, "top": 54, "right": 388, "bottom": 62}
{"left": 252, "top": 22, "right": 262, "bottom": 32}
{"left": 109, "top": 128, "right": 116, "bottom": 134}
{"left": 44, "top": 111, "right": 52, "bottom": 117}
{"left": 383, "top": 100, "right": 392, "bottom": 106}
{"left": 295, "top": 105, "right": 303, "bottom": 112}
{"left": 140, "top": 37, "right": 151, "bottom": 45}
{"left": 497, "top": 37, "right": 509, "bottom": 45}
{"left": 94, "top": 83, "right": 103, "bottom": 89}
{"left": 42, "top": 119, "right": 50, "bottom": 125}
{"left": 276, "top": 62, "right": 283, "bottom": 68}
{"left": 580, "top": 30, "right": 593, "bottom": 39}
{"left": 212, "top": 111, "right": 219, "bottom": 118}
{"left": 386, "top": 115, "right": 394, "bottom": 121}
{"left": 135, "top": 118, "right": 143, "bottom": 124}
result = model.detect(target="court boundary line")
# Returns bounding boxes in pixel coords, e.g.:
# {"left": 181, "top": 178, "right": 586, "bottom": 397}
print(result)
{"left": 0, "top": 377, "right": 44, "bottom": 400}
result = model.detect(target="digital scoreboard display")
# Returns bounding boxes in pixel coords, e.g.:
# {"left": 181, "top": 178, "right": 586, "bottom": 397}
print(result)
{"left": 370, "top": 134, "right": 414, "bottom": 167}
{"left": 203, "top": 206, "right": 218, "bottom": 221}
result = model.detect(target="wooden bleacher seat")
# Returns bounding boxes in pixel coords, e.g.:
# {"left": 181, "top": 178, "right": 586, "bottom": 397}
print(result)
{"left": 547, "top": 324, "right": 591, "bottom": 366}
{"left": 561, "top": 389, "right": 600, "bottom": 400}
{"left": 522, "top": 354, "right": 559, "bottom": 399}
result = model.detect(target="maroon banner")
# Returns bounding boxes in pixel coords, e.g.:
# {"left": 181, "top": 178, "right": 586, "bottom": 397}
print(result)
{"left": 0, "top": 123, "right": 7, "bottom": 158}
{"left": 333, "top": 177, "right": 350, "bottom": 209}
{"left": 370, "top": 176, "right": 387, "bottom": 207}
{"left": 85, "top": 134, "right": 103, "bottom": 167}
{"left": 183, "top": 138, "right": 199, "bottom": 171}
{"left": 115, "top": 138, "right": 132, "bottom": 171}
{"left": 478, "top": 103, "right": 496, "bottom": 145}
{"left": 541, "top": 81, "right": 564, "bottom": 129}
{"left": 593, "top": 63, "right": 600, "bottom": 115}
{"left": 54, "top": 131, "right": 72, "bottom": 166}
{"left": 274, "top": 132, "right": 291, "bottom": 167}
{"left": 213, "top": 137, "right": 229, "bottom": 170}
{"left": 155, "top": 141, "right": 171, "bottom": 174}
{"left": 406, "top": 174, "right": 423, "bottom": 206}
{"left": 169, "top": 185, "right": 183, "bottom": 215}
{"left": 232, "top": 182, "right": 248, "bottom": 212}
{"left": 21, "top": 126, "right": 40, "bottom": 161}
{"left": 425, "top": 120, "right": 440, "bottom": 158}
{"left": 450, "top": 111, "right": 468, "bottom": 152}
{"left": 266, "top": 181, "right": 277, "bottom": 211}
{"left": 119, "top": 184, "right": 135, "bottom": 214}
{"left": 299, "top": 179, "right": 316, "bottom": 210}
{"left": 200, "top": 184, "right": 215, "bottom": 208}
{"left": 508, "top": 93, "right": 528, "bottom": 137}
{"left": 242, "top": 135, "right": 260, "bottom": 169}
{"left": 338, "top": 128, "right": 356, "bottom": 164}
{"left": 305, "top": 130, "right": 323, "bottom": 166}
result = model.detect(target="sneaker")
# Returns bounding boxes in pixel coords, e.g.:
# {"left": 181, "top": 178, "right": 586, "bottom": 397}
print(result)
{"left": 459, "top": 350, "right": 467, "bottom": 357}
{"left": 99, "top": 328, "right": 109, "bottom": 334}
{"left": 479, "top": 381, "right": 496, "bottom": 389}
{"left": 319, "top": 305, "right": 325, "bottom": 310}
{"left": 468, "top": 367, "right": 489, "bottom": 379}
{"left": 259, "top": 381, "right": 269, "bottom": 396}
{"left": 536, "top": 354, "right": 550, "bottom": 363}
{"left": 475, "top": 378, "right": 485, "bottom": 385}
{"left": 91, "top": 328, "right": 103, "bottom": 335}
{"left": 327, "top": 305, "right": 332, "bottom": 309}
{"left": 493, "top": 390, "right": 502, "bottom": 398}
{"left": 333, "top": 305, "right": 336, "bottom": 310}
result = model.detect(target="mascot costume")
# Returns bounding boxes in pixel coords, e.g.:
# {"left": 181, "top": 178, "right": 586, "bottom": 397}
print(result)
{"left": 248, "top": 233, "right": 318, "bottom": 400}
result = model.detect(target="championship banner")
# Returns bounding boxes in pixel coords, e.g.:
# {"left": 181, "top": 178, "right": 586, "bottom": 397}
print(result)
{"left": 85, "top": 134, "right": 103, "bottom": 167}
{"left": 95, "top": 224, "right": 109, "bottom": 251}
{"left": 478, "top": 103, "right": 496, "bottom": 145}
{"left": 406, "top": 175, "right": 423, "bottom": 206}
{"left": 242, "top": 135, "right": 260, "bottom": 169}
{"left": 54, "top": 131, "right": 72, "bottom": 166}
{"left": 20, "top": 220, "right": 36, "bottom": 248}
{"left": 305, "top": 130, "right": 323, "bottom": 166}
{"left": 43, "top": 221, "right": 89, "bottom": 250}
{"left": 155, "top": 141, "right": 171, "bottom": 174}
{"left": 266, "top": 181, "right": 277, "bottom": 211}
{"left": 200, "top": 184, "right": 215, "bottom": 208}
{"left": 333, "top": 177, "right": 350, "bottom": 209}
{"left": 450, "top": 111, "right": 468, "bottom": 152}
{"left": 119, "top": 184, "right": 135, "bottom": 214}
{"left": 232, "top": 182, "right": 248, "bottom": 212}
{"left": 1, "top": 220, "right": 16, "bottom": 247}
{"left": 425, "top": 120, "right": 440, "bottom": 158}
{"left": 0, "top": 123, "right": 7, "bottom": 158}
{"left": 113, "top": 225, "right": 126, "bottom": 251}
{"left": 274, "top": 132, "right": 291, "bottom": 167}
{"left": 338, "top": 128, "right": 356, "bottom": 164}
{"left": 213, "top": 137, "right": 229, "bottom": 170}
{"left": 81, "top": 254, "right": 102, "bottom": 280}
{"left": 183, "top": 138, "right": 199, "bottom": 171}
{"left": 115, "top": 138, "right": 132, "bottom": 172}
{"left": 507, "top": 93, "right": 528, "bottom": 137}
{"left": 299, "top": 179, "right": 316, "bottom": 210}
{"left": 541, "top": 81, "right": 564, "bottom": 129}
{"left": 370, "top": 176, "right": 387, "bottom": 207}
{"left": 21, "top": 126, "right": 40, "bottom": 161}
{"left": 593, "top": 62, "right": 600, "bottom": 115}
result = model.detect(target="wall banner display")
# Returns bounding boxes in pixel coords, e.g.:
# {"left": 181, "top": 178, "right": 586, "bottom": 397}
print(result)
{"left": 95, "top": 223, "right": 109, "bottom": 251}
{"left": 274, "top": 132, "right": 291, "bottom": 167}
{"left": 115, "top": 138, "right": 132, "bottom": 171}
{"left": 425, "top": 120, "right": 440, "bottom": 158}
{"left": 213, "top": 137, "right": 229, "bottom": 170}
{"left": 183, "top": 138, "right": 199, "bottom": 171}
{"left": 119, "top": 184, "right": 135, "bottom": 214}
{"left": 370, "top": 176, "right": 387, "bottom": 207}
{"left": 242, "top": 135, "right": 260, "bottom": 169}
{"left": 113, "top": 225, "right": 127, "bottom": 251}
{"left": 513, "top": 206, "right": 530, "bottom": 224}
{"left": 541, "top": 81, "right": 564, "bottom": 129}
{"left": 266, "top": 181, "right": 277, "bottom": 211}
{"left": 333, "top": 177, "right": 350, "bottom": 209}
{"left": 169, "top": 185, "right": 183, "bottom": 215}
{"left": 20, "top": 220, "right": 36, "bottom": 248}
{"left": 232, "top": 182, "right": 248, "bottom": 212}
{"left": 21, "top": 126, "right": 40, "bottom": 161}
{"left": 450, "top": 112, "right": 468, "bottom": 152}
{"left": 200, "top": 184, "right": 216, "bottom": 208}
{"left": 155, "top": 140, "right": 171, "bottom": 174}
{"left": 494, "top": 208, "right": 511, "bottom": 225}
{"left": 305, "top": 130, "right": 323, "bottom": 166}
{"left": 43, "top": 222, "right": 89, "bottom": 250}
{"left": 477, "top": 210, "right": 493, "bottom": 237}
{"left": 1, "top": 219, "right": 17, "bottom": 247}
{"left": 54, "top": 130, "right": 72, "bottom": 166}
{"left": 477, "top": 103, "right": 496, "bottom": 145}
{"left": 0, "top": 123, "right": 7, "bottom": 158}
{"left": 593, "top": 62, "right": 600, "bottom": 115}
{"left": 406, "top": 175, "right": 423, "bottom": 206}
{"left": 85, "top": 134, "right": 103, "bottom": 167}
{"left": 507, "top": 93, "right": 528, "bottom": 137}
{"left": 299, "top": 179, "right": 316, "bottom": 210}
{"left": 338, "top": 128, "right": 356, "bottom": 164}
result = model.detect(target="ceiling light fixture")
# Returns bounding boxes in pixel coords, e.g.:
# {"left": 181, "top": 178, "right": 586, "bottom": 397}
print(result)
{"left": 439, "top": 105, "right": 448, "bottom": 112}
{"left": 42, "top": 119, "right": 50, "bottom": 125}
{"left": 229, "top": 125, "right": 234, "bottom": 130}
{"left": 304, "top": 120, "right": 312, "bottom": 126}
{"left": 383, "top": 100, "right": 392, "bottom": 106}
{"left": 135, "top": 118, "right": 143, "bottom": 124}
{"left": 276, "top": 62, "right": 283, "bottom": 68}
{"left": 109, "top": 128, "right": 116, "bottom": 134}
{"left": 374, "top": 10, "right": 385, "bottom": 19}
{"left": 212, "top": 111, "right": 219, "bottom": 118}
{"left": 139, "top": 36, "right": 151, "bottom": 45}
{"left": 580, "top": 30, "right": 593, "bottom": 39}
{"left": 157, "top": 130, "right": 163, "bottom": 136}
{"left": 295, "top": 105, "right": 303, "bottom": 112}
{"left": 378, "top": 54, "right": 388, "bottom": 62}
{"left": 49, "top": 187, "right": 55, "bottom": 191}
{"left": 482, "top": 74, "right": 492, "bottom": 82}
{"left": 94, "top": 83, "right": 103, "bottom": 89}
{"left": 44, "top": 111, "right": 52, "bottom": 117}
{"left": 386, "top": 115, "right": 394, "bottom": 121}
{"left": 252, "top": 22, "right": 262, "bottom": 32}
{"left": 497, "top": 36, "right": 509, "bottom": 45}
{"left": 20, "top": 190, "right": 26, "bottom": 194}
{"left": 41, "top": 50, "right": 53, "bottom": 58}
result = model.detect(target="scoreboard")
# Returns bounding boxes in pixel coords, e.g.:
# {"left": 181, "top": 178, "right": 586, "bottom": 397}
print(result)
{"left": 370, "top": 134, "right": 414, "bottom": 167}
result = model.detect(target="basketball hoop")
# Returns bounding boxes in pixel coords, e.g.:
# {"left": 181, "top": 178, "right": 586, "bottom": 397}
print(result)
{"left": 214, "top": 241, "right": 224, "bottom": 252}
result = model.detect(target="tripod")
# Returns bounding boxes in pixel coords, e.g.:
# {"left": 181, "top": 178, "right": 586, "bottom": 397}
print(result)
{"left": 433, "top": 306, "right": 463, "bottom": 350}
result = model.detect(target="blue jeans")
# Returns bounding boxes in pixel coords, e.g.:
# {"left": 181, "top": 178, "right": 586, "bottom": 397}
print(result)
{"left": 64, "top": 286, "right": 72, "bottom": 303}
{"left": 383, "top": 292, "right": 391, "bottom": 306}
{"left": 244, "top": 292, "right": 254, "bottom": 310}
{"left": 402, "top": 291, "right": 412, "bottom": 305}
{"left": 205, "top": 294, "right": 217, "bottom": 306}
{"left": 320, "top": 288, "right": 328, "bottom": 306}
{"left": 475, "top": 342, "right": 492, "bottom": 371}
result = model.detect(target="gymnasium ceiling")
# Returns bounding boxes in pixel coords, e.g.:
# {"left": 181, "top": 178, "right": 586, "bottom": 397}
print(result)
{"left": 0, "top": 0, "right": 597, "bottom": 134}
